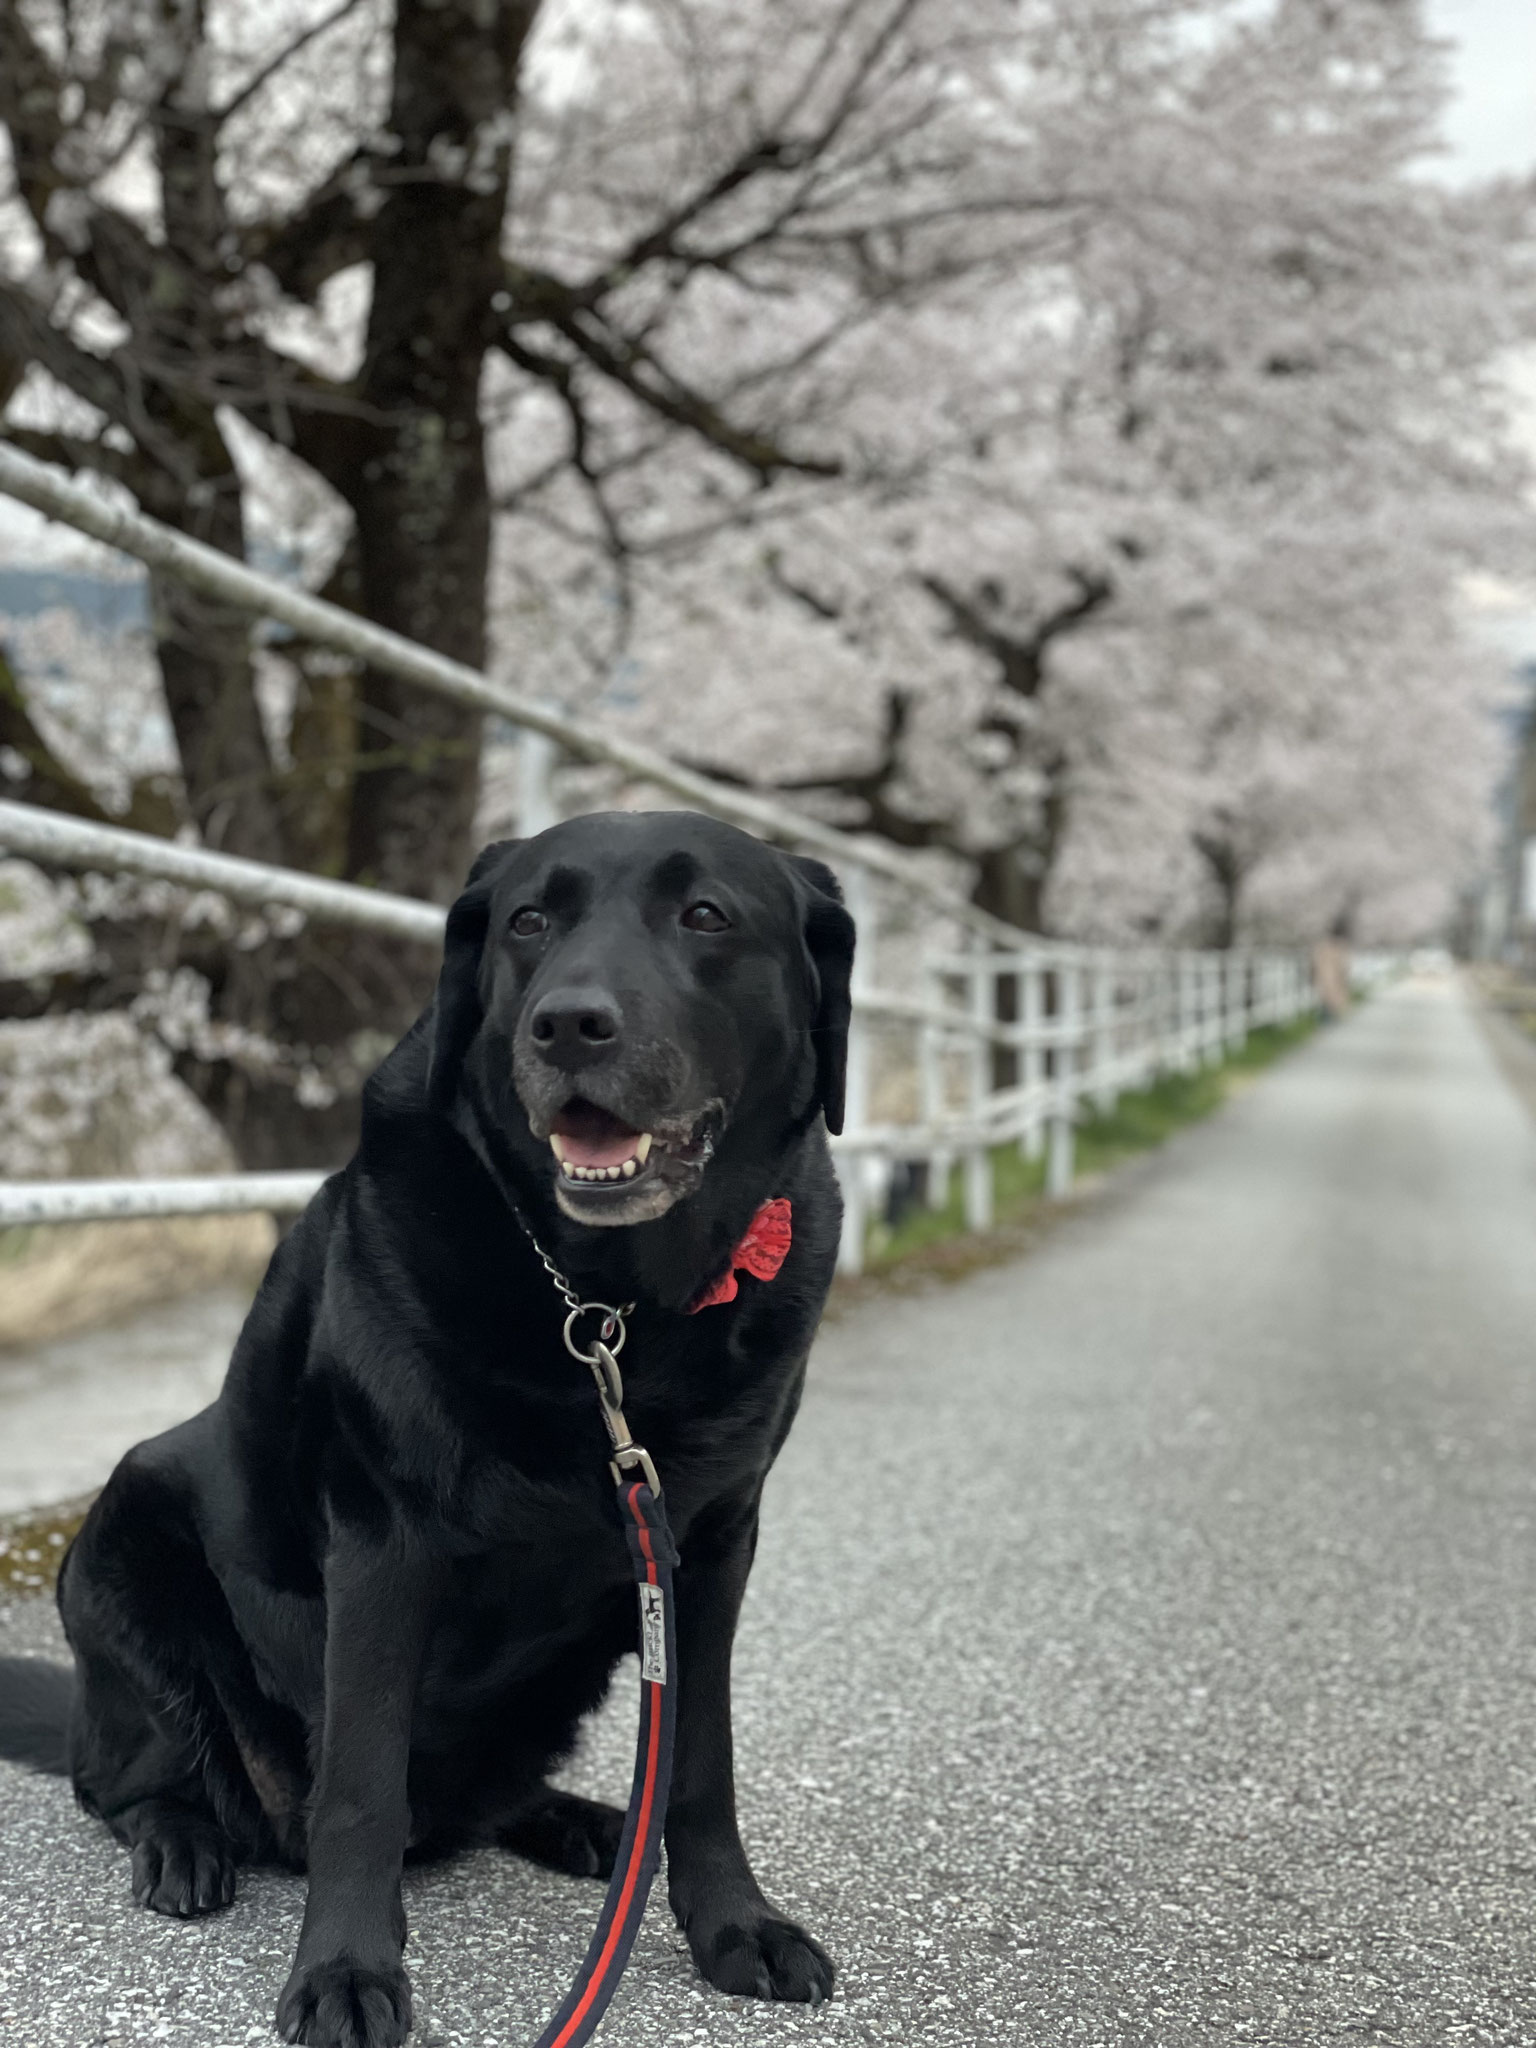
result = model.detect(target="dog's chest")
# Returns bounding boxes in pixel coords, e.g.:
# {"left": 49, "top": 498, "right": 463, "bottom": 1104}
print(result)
{"left": 418, "top": 1478, "right": 682, "bottom": 1736}
{"left": 422, "top": 1375, "right": 769, "bottom": 1685}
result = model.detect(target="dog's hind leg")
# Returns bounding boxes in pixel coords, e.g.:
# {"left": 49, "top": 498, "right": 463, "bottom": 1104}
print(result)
{"left": 67, "top": 1642, "right": 242, "bottom": 1916}
{"left": 58, "top": 1438, "right": 286, "bottom": 1916}
{"left": 498, "top": 1787, "right": 626, "bottom": 1880}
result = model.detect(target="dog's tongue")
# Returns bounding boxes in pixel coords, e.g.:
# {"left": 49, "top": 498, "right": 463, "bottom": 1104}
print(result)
{"left": 552, "top": 1104, "right": 641, "bottom": 1169}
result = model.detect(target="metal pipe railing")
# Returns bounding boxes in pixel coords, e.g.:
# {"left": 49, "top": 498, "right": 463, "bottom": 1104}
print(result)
{"left": 0, "top": 801, "right": 1315, "bottom": 1255}
{"left": 0, "top": 1173, "right": 324, "bottom": 1225}
{"left": 0, "top": 802, "right": 446, "bottom": 942}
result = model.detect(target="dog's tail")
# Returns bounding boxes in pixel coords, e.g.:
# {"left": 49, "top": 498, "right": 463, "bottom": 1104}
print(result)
{"left": 0, "top": 1655, "right": 74, "bottom": 1775}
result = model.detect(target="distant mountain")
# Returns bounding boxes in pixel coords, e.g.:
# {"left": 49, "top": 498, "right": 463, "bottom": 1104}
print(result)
{"left": 0, "top": 565, "right": 146, "bottom": 632}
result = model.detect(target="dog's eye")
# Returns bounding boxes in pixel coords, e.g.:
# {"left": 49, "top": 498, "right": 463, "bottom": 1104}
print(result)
{"left": 681, "top": 901, "right": 729, "bottom": 933}
{"left": 510, "top": 907, "right": 548, "bottom": 937}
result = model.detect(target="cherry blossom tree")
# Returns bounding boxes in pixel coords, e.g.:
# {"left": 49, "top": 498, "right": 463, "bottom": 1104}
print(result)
{"left": 0, "top": 0, "right": 1056, "bottom": 1159}
{"left": 577, "top": 0, "right": 1529, "bottom": 940}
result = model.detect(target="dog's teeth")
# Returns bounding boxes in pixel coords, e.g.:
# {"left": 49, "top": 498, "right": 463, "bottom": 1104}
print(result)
{"left": 560, "top": 1148, "right": 645, "bottom": 1183}
{"left": 549, "top": 1134, "right": 567, "bottom": 1163}
{"left": 635, "top": 1133, "right": 652, "bottom": 1164}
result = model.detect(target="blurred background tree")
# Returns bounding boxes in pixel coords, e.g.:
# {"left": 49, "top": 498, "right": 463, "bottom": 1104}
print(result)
{"left": 0, "top": 0, "right": 1530, "bottom": 1165}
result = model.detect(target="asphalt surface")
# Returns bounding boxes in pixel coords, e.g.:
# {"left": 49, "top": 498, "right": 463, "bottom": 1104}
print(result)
{"left": 4, "top": 972, "right": 1536, "bottom": 2047}
{"left": 0, "top": 1289, "right": 248, "bottom": 1515}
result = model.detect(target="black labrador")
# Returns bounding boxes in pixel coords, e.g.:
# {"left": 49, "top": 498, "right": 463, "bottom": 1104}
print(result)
{"left": 0, "top": 810, "right": 854, "bottom": 2047}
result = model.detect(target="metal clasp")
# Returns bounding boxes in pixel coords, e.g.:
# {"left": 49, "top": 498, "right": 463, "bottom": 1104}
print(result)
{"left": 610, "top": 1442, "right": 662, "bottom": 1497}
{"left": 582, "top": 1336, "right": 663, "bottom": 1499}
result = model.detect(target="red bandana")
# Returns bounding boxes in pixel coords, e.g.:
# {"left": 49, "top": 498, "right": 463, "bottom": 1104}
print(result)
{"left": 688, "top": 1198, "right": 793, "bottom": 1312}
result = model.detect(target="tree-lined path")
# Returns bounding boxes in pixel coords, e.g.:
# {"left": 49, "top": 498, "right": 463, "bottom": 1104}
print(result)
{"left": 4, "top": 972, "right": 1536, "bottom": 2046}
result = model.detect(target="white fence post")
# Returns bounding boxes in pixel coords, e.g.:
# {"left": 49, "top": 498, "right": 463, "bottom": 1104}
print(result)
{"left": 1047, "top": 956, "right": 1079, "bottom": 1199}
{"left": 1154, "top": 954, "right": 1176, "bottom": 1075}
{"left": 1202, "top": 955, "right": 1221, "bottom": 1063}
{"left": 1224, "top": 951, "right": 1246, "bottom": 1052}
{"left": 1020, "top": 952, "right": 1045, "bottom": 1160}
{"left": 1143, "top": 953, "right": 1165, "bottom": 1086}
{"left": 964, "top": 946, "right": 995, "bottom": 1231}
{"left": 835, "top": 867, "right": 876, "bottom": 1276}
{"left": 1091, "top": 951, "right": 1117, "bottom": 1112}
{"left": 919, "top": 945, "right": 951, "bottom": 1209}
{"left": 519, "top": 727, "right": 560, "bottom": 835}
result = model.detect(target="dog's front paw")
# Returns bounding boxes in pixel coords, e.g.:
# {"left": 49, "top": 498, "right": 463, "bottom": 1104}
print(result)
{"left": 275, "top": 1958, "right": 411, "bottom": 2048}
{"left": 692, "top": 1911, "right": 836, "bottom": 2003}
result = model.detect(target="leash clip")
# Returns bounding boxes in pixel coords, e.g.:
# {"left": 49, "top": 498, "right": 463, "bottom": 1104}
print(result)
{"left": 609, "top": 1442, "right": 662, "bottom": 1497}
{"left": 584, "top": 1335, "right": 663, "bottom": 1500}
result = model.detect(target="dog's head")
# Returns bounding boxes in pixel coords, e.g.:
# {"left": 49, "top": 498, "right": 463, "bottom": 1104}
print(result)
{"left": 426, "top": 812, "right": 855, "bottom": 1226}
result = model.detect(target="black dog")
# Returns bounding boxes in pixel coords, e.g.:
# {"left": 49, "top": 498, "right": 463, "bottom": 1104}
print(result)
{"left": 0, "top": 810, "right": 854, "bottom": 2047}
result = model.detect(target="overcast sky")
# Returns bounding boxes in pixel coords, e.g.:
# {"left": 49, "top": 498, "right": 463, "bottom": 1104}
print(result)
{"left": 1425, "top": 0, "right": 1536, "bottom": 183}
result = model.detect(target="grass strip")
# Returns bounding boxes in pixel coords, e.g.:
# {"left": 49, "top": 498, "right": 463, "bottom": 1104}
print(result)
{"left": 862, "top": 1014, "right": 1317, "bottom": 1274}
{"left": 0, "top": 1495, "right": 94, "bottom": 1599}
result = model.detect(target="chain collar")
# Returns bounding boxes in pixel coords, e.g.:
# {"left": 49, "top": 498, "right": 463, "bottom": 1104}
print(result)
{"left": 509, "top": 1204, "right": 658, "bottom": 1496}
{"left": 512, "top": 1202, "right": 635, "bottom": 1352}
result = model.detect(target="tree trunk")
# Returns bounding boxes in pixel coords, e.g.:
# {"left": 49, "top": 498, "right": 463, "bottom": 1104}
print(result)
{"left": 344, "top": 0, "right": 540, "bottom": 905}
{"left": 972, "top": 760, "right": 1066, "bottom": 933}
{"left": 1193, "top": 833, "right": 1243, "bottom": 949}
{"left": 192, "top": 0, "right": 543, "bottom": 1169}
{"left": 972, "top": 849, "right": 1047, "bottom": 932}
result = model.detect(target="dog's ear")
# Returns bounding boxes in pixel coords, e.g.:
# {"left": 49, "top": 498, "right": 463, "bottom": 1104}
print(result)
{"left": 789, "top": 855, "right": 857, "bottom": 1136}
{"left": 427, "top": 840, "right": 521, "bottom": 1110}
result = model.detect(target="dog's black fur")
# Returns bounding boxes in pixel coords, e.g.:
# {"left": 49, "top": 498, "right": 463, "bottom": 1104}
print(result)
{"left": 0, "top": 811, "right": 854, "bottom": 2047}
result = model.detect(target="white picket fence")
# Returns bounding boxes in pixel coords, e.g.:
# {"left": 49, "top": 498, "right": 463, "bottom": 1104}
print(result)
{"left": 829, "top": 885, "right": 1310, "bottom": 1269}
{"left": 0, "top": 447, "right": 1314, "bottom": 1274}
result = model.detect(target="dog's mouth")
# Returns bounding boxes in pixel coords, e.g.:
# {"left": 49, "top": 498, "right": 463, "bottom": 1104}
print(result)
{"left": 544, "top": 1096, "right": 719, "bottom": 1225}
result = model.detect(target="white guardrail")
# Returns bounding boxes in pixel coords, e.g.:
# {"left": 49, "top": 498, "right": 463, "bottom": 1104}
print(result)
{"left": 0, "top": 447, "right": 1315, "bottom": 1274}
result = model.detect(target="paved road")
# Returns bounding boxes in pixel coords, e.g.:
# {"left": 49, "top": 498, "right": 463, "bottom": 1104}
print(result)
{"left": 4, "top": 973, "right": 1536, "bottom": 2048}
{"left": 0, "top": 1288, "right": 248, "bottom": 1516}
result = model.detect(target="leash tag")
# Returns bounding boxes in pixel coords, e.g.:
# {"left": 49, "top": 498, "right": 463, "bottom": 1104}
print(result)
{"left": 638, "top": 1583, "right": 668, "bottom": 1685}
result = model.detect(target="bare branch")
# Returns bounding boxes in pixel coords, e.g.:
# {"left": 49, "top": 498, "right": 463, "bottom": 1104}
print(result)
{"left": 681, "top": 691, "right": 955, "bottom": 854}
{"left": 0, "top": 286, "right": 140, "bottom": 439}
{"left": 549, "top": 308, "right": 839, "bottom": 480}
{"left": 243, "top": 161, "right": 377, "bottom": 303}
{"left": 215, "top": 0, "right": 369, "bottom": 125}
{"left": 921, "top": 568, "right": 1115, "bottom": 701}
{"left": 0, "top": 6, "right": 66, "bottom": 235}
{"left": 0, "top": 424, "right": 154, "bottom": 500}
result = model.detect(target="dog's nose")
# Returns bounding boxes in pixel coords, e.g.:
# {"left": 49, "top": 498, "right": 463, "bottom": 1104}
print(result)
{"left": 527, "top": 987, "right": 623, "bottom": 1067}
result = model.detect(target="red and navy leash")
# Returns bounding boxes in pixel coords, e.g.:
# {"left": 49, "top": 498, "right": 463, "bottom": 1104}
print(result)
{"left": 532, "top": 1477, "right": 678, "bottom": 2048}
{"left": 513, "top": 1207, "right": 681, "bottom": 2048}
